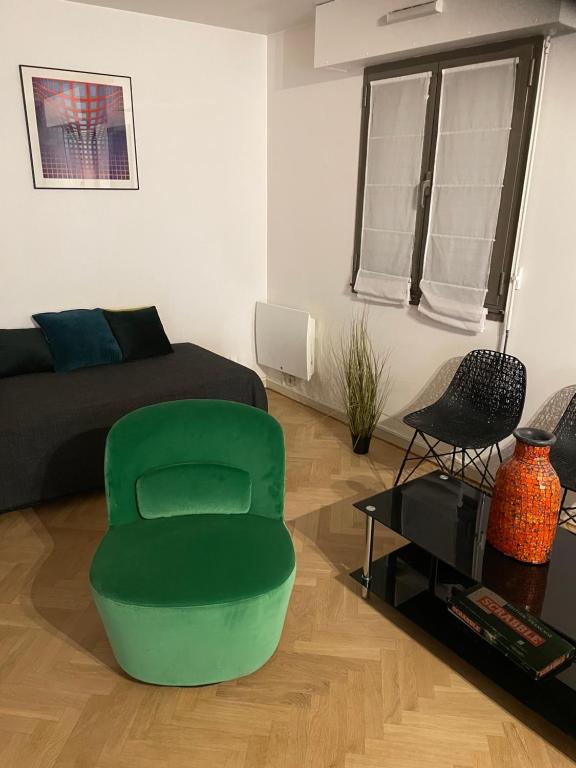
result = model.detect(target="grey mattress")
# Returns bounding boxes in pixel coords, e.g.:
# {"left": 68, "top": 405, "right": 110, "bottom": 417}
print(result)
{"left": 0, "top": 343, "right": 267, "bottom": 511}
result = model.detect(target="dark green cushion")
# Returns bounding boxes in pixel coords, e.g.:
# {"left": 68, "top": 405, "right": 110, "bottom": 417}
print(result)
{"left": 90, "top": 514, "right": 295, "bottom": 607}
{"left": 33, "top": 308, "right": 122, "bottom": 372}
{"left": 136, "top": 463, "right": 252, "bottom": 519}
{"left": 0, "top": 328, "right": 53, "bottom": 378}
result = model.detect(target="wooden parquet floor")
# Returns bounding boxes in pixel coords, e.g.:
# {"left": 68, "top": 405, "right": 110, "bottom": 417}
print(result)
{"left": 0, "top": 390, "right": 575, "bottom": 768}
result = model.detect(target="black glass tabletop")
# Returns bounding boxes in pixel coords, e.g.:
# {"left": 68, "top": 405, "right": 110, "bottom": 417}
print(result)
{"left": 354, "top": 471, "right": 576, "bottom": 643}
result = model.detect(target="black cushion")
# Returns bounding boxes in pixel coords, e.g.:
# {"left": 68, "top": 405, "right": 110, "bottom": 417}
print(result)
{"left": 0, "top": 328, "right": 54, "bottom": 378}
{"left": 104, "top": 306, "right": 172, "bottom": 361}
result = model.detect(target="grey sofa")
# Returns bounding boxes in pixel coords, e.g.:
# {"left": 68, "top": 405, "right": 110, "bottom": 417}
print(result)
{"left": 0, "top": 343, "right": 267, "bottom": 511}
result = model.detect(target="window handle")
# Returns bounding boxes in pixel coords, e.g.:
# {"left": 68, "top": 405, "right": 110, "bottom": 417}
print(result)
{"left": 420, "top": 172, "right": 433, "bottom": 208}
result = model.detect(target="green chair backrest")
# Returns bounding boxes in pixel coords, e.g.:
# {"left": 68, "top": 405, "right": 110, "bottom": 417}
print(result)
{"left": 105, "top": 399, "right": 284, "bottom": 526}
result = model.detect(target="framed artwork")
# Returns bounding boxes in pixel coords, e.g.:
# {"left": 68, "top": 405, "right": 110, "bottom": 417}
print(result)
{"left": 19, "top": 65, "right": 139, "bottom": 189}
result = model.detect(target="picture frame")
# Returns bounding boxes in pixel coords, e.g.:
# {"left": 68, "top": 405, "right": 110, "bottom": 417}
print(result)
{"left": 19, "top": 65, "right": 139, "bottom": 190}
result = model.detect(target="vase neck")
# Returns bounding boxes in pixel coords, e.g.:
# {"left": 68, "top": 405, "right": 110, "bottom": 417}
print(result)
{"left": 514, "top": 441, "right": 550, "bottom": 462}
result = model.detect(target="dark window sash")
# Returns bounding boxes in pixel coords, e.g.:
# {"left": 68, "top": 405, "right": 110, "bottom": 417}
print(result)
{"left": 352, "top": 37, "right": 544, "bottom": 320}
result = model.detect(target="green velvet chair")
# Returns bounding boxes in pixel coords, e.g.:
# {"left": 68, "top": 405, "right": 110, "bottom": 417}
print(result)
{"left": 90, "top": 399, "right": 295, "bottom": 686}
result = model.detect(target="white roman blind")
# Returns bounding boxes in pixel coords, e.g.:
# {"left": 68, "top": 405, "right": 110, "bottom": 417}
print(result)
{"left": 354, "top": 72, "right": 431, "bottom": 305}
{"left": 418, "top": 58, "right": 517, "bottom": 332}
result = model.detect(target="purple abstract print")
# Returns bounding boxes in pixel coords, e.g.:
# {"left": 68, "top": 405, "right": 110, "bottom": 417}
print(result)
{"left": 32, "top": 77, "right": 130, "bottom": 181}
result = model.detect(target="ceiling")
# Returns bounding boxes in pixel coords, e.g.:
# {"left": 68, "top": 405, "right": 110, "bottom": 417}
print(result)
{"left": 70, "top": 0, "right": 323, "bottom": 34}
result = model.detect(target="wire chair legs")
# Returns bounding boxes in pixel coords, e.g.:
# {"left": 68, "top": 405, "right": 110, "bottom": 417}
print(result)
{"left": 559, "top": 487, "right": 576, "bottom": 528}
{"left": 394, "top": 429, "right": 500, "bottom": 490}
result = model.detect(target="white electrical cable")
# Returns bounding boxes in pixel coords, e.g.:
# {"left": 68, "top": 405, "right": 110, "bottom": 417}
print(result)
{"left": 501, "top": 36, "right": 551, "bottom": 354}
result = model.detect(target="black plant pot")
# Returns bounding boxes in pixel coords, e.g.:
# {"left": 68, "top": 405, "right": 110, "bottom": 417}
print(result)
{"left": 351, "top": 432, "right": 372, "bottom": 455}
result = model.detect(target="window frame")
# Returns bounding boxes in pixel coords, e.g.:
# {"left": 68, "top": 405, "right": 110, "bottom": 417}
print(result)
{"left": 351, "top": 37, "right": 543, "bottom": 321}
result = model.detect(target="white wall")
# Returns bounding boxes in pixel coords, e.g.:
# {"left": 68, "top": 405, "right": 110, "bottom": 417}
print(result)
{"left": 268, "top": 23, "right": 576, "bottom": 440}
{"left": 0, "top": 0, "right": 267, "bottom": 367}
{"left": 502, "top": 32, "right": 576, "bottom": 421}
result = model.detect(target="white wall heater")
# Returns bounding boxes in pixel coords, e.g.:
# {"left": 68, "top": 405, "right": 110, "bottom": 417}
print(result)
{"left": 255, "top": 302, "right": 315, "bottom": 381}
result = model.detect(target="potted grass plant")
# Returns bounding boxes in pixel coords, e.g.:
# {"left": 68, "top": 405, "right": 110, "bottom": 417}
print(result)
{"left": 333, "top": 313, "right": 391, "bottom": 455}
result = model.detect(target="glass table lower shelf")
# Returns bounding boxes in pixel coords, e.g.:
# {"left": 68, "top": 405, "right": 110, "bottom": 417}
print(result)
{"left": 350, "top": 471, "right": 576, "bottom": 740}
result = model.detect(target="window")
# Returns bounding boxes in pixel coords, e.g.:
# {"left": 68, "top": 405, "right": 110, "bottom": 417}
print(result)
{"left": 352, "top": 38, "right": 543, "bottom": 331}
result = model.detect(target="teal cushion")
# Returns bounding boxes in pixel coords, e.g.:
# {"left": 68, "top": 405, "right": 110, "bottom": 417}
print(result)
{"left": 90, "top": 514, "right": 295, "bottom": 607}
{"left": 33, "top": 308, "right": 122, "bottom": 372}
{"left": 136, "top": 463, "right": 252, "bottom": 519}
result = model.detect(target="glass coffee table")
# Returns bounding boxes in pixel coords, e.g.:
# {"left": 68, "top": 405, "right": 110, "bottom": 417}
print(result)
{"left": 351, "top": 470, "right": 576, "bottom": 738}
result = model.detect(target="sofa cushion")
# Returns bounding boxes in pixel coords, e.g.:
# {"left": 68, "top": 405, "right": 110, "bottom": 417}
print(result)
{"left": 0, "top": 344, "right": 266, "bottom": 432}
{"left": 104, "top": 306, "right": 173, "bottom": 362}
{"left": 90, "top": 514, "right": 295, "bottom": 606}
{"left": 0, "top": 343, "right": 267, "bottom": 512}
{"left": 0, "top": 328, "right": 53, "bottom": 378}
{"left": 136, "top": 462, "right": 252, "bottom": 519}
{"left": 33, "top": 308, "right": 122, "bottom": 372}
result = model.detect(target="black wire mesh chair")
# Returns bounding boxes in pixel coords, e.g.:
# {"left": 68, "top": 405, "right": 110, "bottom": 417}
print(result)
{"left": 550, "top": 392, "right": 576, "bottom": 526}
{"left": 394, "top": 349, "right": 526, "bottom": 489}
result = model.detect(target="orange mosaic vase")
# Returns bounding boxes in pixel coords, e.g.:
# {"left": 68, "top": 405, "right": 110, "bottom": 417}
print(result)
{"left": 487, "top": 428, "right": 561, "bottom": 565}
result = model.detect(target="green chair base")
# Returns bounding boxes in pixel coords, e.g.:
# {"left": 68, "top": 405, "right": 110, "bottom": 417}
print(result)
{"left": 93, "top": 569, "right": 295, "bottom": 686}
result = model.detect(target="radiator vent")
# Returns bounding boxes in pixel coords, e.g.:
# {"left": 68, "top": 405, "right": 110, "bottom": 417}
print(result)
{"left": 384, "top": 0, "right": 443, "bottom": 25}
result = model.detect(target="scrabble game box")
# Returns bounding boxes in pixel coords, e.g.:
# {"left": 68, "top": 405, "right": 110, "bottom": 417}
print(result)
{"left": 449, "top": 586, "right": 575, "bottom": 679}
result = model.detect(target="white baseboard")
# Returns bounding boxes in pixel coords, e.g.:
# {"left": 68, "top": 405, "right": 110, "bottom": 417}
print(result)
{"left": 265, "top": 379, "right": 493, "bottom": 480}
{"left": 266, "top": 380, "right": 418, "bottom": 453}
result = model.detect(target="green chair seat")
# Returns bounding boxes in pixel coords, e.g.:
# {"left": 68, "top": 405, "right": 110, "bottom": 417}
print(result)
{"left": 90, "top": 514, "right": 295, "bottom": 607}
